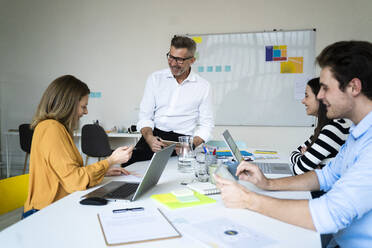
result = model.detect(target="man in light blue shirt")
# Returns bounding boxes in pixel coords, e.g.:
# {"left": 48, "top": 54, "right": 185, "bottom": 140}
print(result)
{"left": 215, "top": 41, "right": 372, "bottom": 247}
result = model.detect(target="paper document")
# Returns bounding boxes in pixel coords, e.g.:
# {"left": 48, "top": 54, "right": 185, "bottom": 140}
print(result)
{"left": 98, "top": 208, "right": 181, "bottom": 245}
{"left": 167, "top": 209, "right": 277, "bottom": 248}
{"left": 192, "top": 218, "right": 276, "bottom": 248}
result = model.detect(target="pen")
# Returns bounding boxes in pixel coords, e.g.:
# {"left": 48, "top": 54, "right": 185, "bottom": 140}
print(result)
{"left": 112, "top": 207, "right": 144, "bottom": 213}
{"left": 202, "top": 144, "right": 208, "bottom": 154}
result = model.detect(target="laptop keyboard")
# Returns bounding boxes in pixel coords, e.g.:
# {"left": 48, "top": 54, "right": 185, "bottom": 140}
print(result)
{"left": 105, "top": 183, "right": 139, "bottom": 198}
{"left": 255, "top": 162, "right": 273, "bottom": 174}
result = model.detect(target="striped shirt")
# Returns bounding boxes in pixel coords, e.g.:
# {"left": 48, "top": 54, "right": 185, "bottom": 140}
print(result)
{"left": 290, "top": 119, "right": 351, "bottom": 175}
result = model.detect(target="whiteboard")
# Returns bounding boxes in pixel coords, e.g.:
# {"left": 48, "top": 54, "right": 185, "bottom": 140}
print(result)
{"left": 188, "top": 29, "right": 316, "bottom": 126}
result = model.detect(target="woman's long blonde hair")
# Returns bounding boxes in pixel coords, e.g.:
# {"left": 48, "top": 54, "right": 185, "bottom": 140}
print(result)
{"left": 31, "top": 75, "right": 90, "bottom": 136}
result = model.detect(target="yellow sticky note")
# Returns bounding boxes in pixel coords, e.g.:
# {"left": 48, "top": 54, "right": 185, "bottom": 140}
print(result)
{"left": 280, "top": 57, "right": 303, "bottom": 73}
{"left": 192, "top": 37, "right": 202, "bottom": 44}
{"left": 155, "top": 194, "right": 178, "bottom": 203}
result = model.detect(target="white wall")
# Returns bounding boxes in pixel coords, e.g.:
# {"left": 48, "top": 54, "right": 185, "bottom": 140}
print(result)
{"left": 1, "top": 0, "right": 372, "bottom": 165}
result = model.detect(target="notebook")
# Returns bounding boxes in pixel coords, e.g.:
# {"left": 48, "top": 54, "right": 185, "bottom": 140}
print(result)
{"left": 187, "top": 182, "right": 221, "bottom": 195}
{"left": 82, "top": 144, "right": 175, "bottom": 201}
{"left": 222, "top": 130, "right": 293, "bottom": 175}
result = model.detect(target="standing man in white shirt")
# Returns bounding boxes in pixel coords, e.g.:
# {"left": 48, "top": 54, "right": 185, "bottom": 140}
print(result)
{"left": 123, "top": 36, "right": 214, "bottom": 166}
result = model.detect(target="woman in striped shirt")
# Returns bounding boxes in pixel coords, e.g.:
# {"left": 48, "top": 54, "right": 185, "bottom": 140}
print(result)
{"left": 290, "top": 77, "right": 350, "bottom": 175}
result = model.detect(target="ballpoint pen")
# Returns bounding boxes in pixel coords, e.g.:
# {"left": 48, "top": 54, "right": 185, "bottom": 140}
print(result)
{"left": 202, "top": 144, "right": 208, "bottom": 154}
{"left": 112, "top": 207, "right": 144, "bottom": 213}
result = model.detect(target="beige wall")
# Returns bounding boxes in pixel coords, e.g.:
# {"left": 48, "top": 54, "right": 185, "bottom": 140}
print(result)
{"left": 1, "top": 0, "right": 372, "bottom": 164}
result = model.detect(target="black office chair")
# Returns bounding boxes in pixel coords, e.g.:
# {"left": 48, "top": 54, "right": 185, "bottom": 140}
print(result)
{"left": 19, "top": 124, "right": 34, "bottom": 174}
{"left": 81, "top": 124, "right": 113, "bottom": 165}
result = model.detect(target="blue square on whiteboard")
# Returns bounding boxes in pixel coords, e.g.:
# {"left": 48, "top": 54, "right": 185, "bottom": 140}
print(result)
{"left": 207, "top": 66, "right": 213, "bottom": 72}
{"left": 90, "top": 92, "right": 102, "bottom": 98}
{"left": 225, "top": 65, "right": 231, "bottom": 72}
{"left": 198, "top": 66, "right": 204, "bottom": 72}
{"left": 273, "top": 49, "right": 281, "bottom": 58}
{"left": 265, "top": 46, "right": 273, "bottom": 61}
{"left": 215, "top": 66, "right": 222, "bottom": 72}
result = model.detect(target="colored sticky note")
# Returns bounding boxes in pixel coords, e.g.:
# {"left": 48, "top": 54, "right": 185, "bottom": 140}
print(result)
{"left": 198, "top": 66, "right": 204, "bottom": 72}
{"left": 273, "top": 49, "right": 281, "bottom": 57}
{"left": 265, "top": 46, "right": 273, "bottom": 61}
{"left": 225, "top": 65, "right": 231, "bottom": 72}
{"left": 192, "top": 37, "right": 202, "bottom": 43}
{"left": 207, "top": 66, "right": 213, "bottom": 72}
{"left": 151, "top": 192, "right": 216, "bottom": 210}
{"left": 215, "top": 66, "right": 222, "bottom": 72}
{"left": 89, "top": 92, "right": 102, "bottom": 98}
{"left": 281, "top": 49, "right": 287, "bottom": 57}
{"left": 273, "top": 57, "right": 286, "bottom": 61}
{"left": 280, "top": 57, "right": 304, "bottom": 73}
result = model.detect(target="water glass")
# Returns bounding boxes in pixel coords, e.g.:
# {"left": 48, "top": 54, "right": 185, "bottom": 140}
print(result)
{"left": 178, "top": 136, "right": 194, "bottom": 173}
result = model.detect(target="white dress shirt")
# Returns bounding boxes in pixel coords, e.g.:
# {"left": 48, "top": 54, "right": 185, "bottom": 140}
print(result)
{"left": 137, "top": 68, "right": 214, "bottom": 142}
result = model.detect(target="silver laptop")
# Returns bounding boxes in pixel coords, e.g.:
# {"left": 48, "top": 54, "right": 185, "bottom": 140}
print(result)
{"left": 83, "top": 144, "right": 175, "bottom": 201}
{"left": 222, "top": 130, "right": 293, "bottom": 175}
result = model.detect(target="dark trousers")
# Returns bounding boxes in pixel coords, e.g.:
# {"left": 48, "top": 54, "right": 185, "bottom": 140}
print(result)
{"left": 121, "top": 128, "right": 185, "bottom": 167}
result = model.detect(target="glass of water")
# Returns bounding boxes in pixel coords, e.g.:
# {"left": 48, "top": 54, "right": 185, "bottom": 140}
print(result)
{"left": 178, "top": 136, "right": 195, "bottom": 173}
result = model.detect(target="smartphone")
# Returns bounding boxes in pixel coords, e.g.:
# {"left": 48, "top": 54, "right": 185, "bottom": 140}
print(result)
{"left": 214, "top": 164, "right": 237, "bottom": 182}
{"left": 160, "top": 139, "right": 181, "bottom": 146}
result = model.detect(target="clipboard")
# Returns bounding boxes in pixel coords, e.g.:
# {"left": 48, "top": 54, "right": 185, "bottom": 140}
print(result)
{"left": 97, "top": 208, "right": 181, "bottom": 246}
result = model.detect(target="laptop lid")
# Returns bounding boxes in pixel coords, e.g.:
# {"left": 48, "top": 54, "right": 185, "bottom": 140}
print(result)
{"left": 222, "top": 129, "right": 293, "bottom": 175}
{"left": 82, "top": 144, "right": 175, "bottom": 201}
{"left": 222, "top": 129, "right": 244, "bottom": 162}
{"left": 131, "top": 144, "right": 175, "bottom": 201}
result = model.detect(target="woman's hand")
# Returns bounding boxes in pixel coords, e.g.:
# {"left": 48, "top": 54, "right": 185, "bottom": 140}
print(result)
{"left": 107, "top": 146, "right": 134, "bottom": 165}
{"left": 105, "top": 167, "right": 131, "bottom": 176}
{"left": 300, "top": 146, "right": 308, "bottom": 154}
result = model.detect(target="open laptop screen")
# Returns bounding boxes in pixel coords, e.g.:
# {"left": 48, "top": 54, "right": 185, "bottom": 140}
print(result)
{"left": 222, "top": 130, "right": 243, "bottom": 162}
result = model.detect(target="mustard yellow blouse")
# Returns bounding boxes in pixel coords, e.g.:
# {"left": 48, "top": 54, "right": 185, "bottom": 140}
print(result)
{"left": 24, "top": 119, "right": 109, "bottom": 212}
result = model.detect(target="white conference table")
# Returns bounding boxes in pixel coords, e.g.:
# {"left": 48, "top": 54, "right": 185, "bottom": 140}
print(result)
{"left": 2, "top": 131, "right": 141, "bottom": 178}
{"left": 0, "top": 157, "right": 320, "bottom": 248}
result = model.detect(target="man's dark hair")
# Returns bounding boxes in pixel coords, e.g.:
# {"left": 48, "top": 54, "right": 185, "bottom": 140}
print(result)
{"left": 316, "top": 40, "right": 372, "bottom": 100}
{"left": 171, "top": 35, "right": 196, "bottom": 56}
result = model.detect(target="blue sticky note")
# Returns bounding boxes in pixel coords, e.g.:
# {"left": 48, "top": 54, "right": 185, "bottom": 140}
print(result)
{"left": 265, "top": 46, "right": 273, "bottom": 61}
{"left": 89, "top": 92, "right": 102, "bottom": 98}
{"left": 215, "top": 66, "right": 222, "bottom": 72}
{"left": 207, "top": 66, "right": 213, "bottom": 72}
{"left": 198, "top": 66, "right": 204, "bottom": 72}
{"left": 273, "top": 49, "right": 281, "bottom": 58}
{"left": 225, "top": 65, "right": 231, "bottom": 72}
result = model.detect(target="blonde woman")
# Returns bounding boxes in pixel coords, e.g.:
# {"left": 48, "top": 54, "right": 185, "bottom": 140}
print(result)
{"left": 23, "top": 75, "right": 133, "bottom": 218}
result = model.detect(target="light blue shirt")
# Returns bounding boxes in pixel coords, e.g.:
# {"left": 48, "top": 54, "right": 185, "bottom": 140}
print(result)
{"left": 309, "top": 111, "right": 372, "bottom": 248}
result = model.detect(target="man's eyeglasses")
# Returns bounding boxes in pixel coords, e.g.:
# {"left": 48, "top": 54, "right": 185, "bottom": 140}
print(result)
{"left": 166, "top": 52, "right": 193, "bottom": 64}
